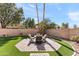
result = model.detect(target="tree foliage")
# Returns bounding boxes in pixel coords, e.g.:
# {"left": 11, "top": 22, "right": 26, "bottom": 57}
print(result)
{"left": 23, "top": 17, "right": 35, "bottom": 28}
{"left": 61, "top": 23, "right": 69, "bottom": 28}
{"left": 74, "top": 24, "right": 77, "bottom": 29}
{"left": 0, "top": 3, "right": 24, "bottom": 28}
{"left": 49, "top": 22, "right": 57, "bottom": 29}
{"left": 38, "top": 18, "right": 57, "bottom": 34}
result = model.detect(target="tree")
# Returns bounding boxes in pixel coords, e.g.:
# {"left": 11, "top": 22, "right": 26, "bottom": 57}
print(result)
{"left": 11, "top": 8, "right": 24, "bottom": 25}
{"left": 39, "top": 18, "right": 51, "bottom": 28}
{"left": 49, "top": 22, "right": 57, "bottom": 29}
{"left": 0, "top": 3, "right": 24, "bottom": 28}
{"left": 36, "top": 3, "right": 46, "bottom": 29}
{"left": 57, "top": 25, "right": 60, "bottom": 29}
{"left": 23, "top": 17, "right": 35, "bottom": 28}
{"left": 31, "top": 18, "right": 35, "bottom": 28}
{"left": 23, "top": 19, "right": 29, "bottom": 28}
{"left": 36, "top": 4, "right": 39, "bottom": 27}
{"left": 61, "top": 23, "right": 69, "bottom": 29}
{"left": 74, "top": 24, "right": 77, "bottom": 29}
{"left": 43, "top": 3, "right": 45, "bottom": 21}
{"left": 38, "top": 18, "right": 50, "bottom": 34}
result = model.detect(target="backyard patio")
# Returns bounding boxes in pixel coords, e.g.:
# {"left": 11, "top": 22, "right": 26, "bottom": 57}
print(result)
{"left": 0, "top": 3, "right": 79, "bottom": 56}
{"left": 0, "top": 36, "right": 75, "bottom": 56}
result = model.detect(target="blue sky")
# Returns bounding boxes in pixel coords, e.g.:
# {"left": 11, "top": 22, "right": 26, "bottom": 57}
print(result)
{"left": 16, "top": 3, "right": 79, "bottom": 28}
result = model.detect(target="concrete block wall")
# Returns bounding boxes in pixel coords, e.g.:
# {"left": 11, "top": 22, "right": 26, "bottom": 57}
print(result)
{"left": 0, "top": 29, "right": 39, "bottom": 36}
{"left": 46, "top": 28, "right": 79, "bottom": 39}
{"left": 46, "top": 29, "right": 69, "bottom": 39}
{"left": 0, "top": 28, "right": 79, "bottom": 40}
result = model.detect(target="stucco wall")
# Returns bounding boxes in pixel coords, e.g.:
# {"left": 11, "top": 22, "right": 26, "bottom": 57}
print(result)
{"left": 0, "top": 29, "right": 39, "bottom": 36}
{"left": 46, "top": 28, "right": 79, "bottom": 39}
{"left": 46, "top": 29, "right": 69, "bottom": 39}
{"left": 0, "top": 28, "right": 79, "bottom": 40}
{"left": 69, "top": 29, "right": 79, "bottom": 38}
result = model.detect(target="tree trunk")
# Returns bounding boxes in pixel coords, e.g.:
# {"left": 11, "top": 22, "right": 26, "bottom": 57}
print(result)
{"left": 1, "top": 22, "right": 6, "bottom": 28}
{"left": 2, "top": 25, "right": 6, "bottom": 28}
{"left": 43, "top": 3, "right": 45, "bottom": 21}
{"left": 36, "top": 4, "right": 39, "bottom": 29}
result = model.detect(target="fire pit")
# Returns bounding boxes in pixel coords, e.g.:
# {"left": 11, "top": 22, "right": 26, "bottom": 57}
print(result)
{"left": 36, "top": 35, "right": 42, "bottom": 44}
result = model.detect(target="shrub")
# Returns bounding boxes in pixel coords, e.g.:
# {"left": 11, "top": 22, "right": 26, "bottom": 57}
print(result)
{"left": 3, "top": 34, "right": 6, "bottom": 37}
{"left": 19, "top": 33, "right": 24, "bottom": 36}
{"left": 70, "top": 35, "right": 79, "bottom": 42}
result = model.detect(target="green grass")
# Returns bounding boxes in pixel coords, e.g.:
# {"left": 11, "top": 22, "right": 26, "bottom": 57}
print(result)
{"left": 0, "top": 37, "right": 30, "bottom": 56}
{"left": 0, "top": 36, "right": 74, "bottom": 56}
{"left": 53, "top": 40, "right": 74, "bottom": 56}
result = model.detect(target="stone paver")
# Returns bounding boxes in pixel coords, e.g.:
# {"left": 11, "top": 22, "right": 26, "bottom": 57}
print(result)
{"left": 46, "top": 38, "right": 61, "bottom": 50}
{"left": 30, "top": 53, "right": 49, "bottom": 56}
{"left": 15, "top": 38, "right": 61, "bottom": 52}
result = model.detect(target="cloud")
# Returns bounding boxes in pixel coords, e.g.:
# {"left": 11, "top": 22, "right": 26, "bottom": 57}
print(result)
{"left": 68, "top": 11, "right": 79, "bottom": 21}
{"left": 18, "top": 4, "right": 36, "bottom": 18}
{"left": 54, "top": 3, "right": 62, "bottom": 11}
{"left": 16, "top": 3, "right": 23, "bottom": 8}
{"left": 16, "top": 3, "right": 45, "bottom": 22}
{"left": 28, "top": 4, "right": 35, "bottom": 8}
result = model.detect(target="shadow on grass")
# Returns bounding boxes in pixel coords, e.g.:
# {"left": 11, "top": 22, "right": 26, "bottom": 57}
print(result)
{"left": 56, "top": 40, "right": 79, "bottom": 55}
{"left": 0, "top": 37, "right": 19, "bottom": 46}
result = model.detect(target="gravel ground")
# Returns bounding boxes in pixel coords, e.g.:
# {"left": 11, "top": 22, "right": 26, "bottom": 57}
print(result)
{"left": 65, "top": 40, "right": 79, "bottom": 56}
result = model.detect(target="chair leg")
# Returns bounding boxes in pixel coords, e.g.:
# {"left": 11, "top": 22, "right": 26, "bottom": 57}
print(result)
{"left": 30, "top": 39, "right": 34, "bottom": 43}
{"left": 43, "top": 39, "right": 46, "bottom": 43}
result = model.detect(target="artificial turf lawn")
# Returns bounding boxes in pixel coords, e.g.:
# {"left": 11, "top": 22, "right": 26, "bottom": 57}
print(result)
{"left": 54, "top": 40, "right": 74, "bottom": 56}
{"left": 0, "top": 37, "right": 30, "bottom": 56}
{"left": 0, "top": 36, "right": 74, "bottom": 56}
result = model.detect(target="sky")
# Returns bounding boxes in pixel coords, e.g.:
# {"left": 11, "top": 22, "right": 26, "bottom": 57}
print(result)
{"left": 16, "top": 3, "right": 79, "bottom": 28}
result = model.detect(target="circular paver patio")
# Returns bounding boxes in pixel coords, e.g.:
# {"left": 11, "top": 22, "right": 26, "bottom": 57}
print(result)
{"left": 15, "top": 38, "right": 61, "bottom": 52}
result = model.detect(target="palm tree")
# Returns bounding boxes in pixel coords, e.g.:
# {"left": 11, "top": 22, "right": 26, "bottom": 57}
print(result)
{"left": 36, "top": 3, "right": 39, "bottom": 26}
{"left": 43, "top": 3, "right": 45, "bottom": 21}
{"left": 35, "top": 3, "right": 46, "bottom": 34}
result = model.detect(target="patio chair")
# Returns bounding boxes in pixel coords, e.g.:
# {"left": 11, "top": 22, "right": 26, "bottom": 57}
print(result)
{"left": 28, "top": 34, "right": 35, "bottom": 43}
{"left": 42, "top": 34, "right": 47, "bottom": 43}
